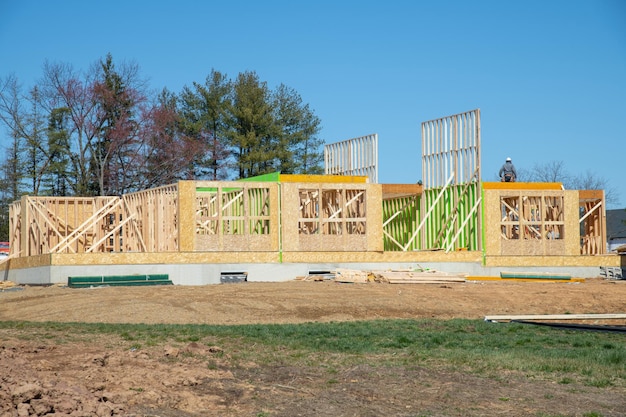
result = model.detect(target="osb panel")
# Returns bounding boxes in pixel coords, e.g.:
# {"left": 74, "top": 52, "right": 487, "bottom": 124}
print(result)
{"left": 367, "top": 184, "right": 384, "bottom": 252}
{"left": 52, "top": 251, "right": 280, "bottom": 265}
{"left": 281, "top": 250, "right": 482, "bottom": 264}
{"left": 485, "top": 189, "right": 580, "bottom": 257}
{"left": 484, "top": 255, "right": 621, "bottom": 268}
{"left": 195, "top": 231, "right": 276, "bottom": 252}
{"left": 500, "top": 238, "right": 566, "bottom": 257}
{"left": 579, "top": 190, "right": 604, "bottom": 200}
{"left": 280, "top": 183, "right": 302, "bottom": 252}
{"left": 482, "top": 190, "right": 502, "bottom": 256}
{"left": 280, "top": 183, "right": 380, "bottom": 252}
{"left": 564, "top": 191, "right": 582, "bottom": 255}
{"left": 223, "top": 236, "right": 275, "bottom": 252}
{"left": 0, "top": 254, "right": 51, "bottom": 271}
{"left": 44, "top": 251, "right": 619, "bottom": 268}
{"left": 178, "top": 181, "right": 196, "bottom": 252}
{"left": 501, "top": 240, "right": 543, "bottom": 256}
{"left": 382, "top": 183, "right": 423, "bottom": 199}
{"left": 192, "top": 181, "right": 279, "bottom": 253}
{"left": 346, "top": 235, "right": 368, "bottom": 252}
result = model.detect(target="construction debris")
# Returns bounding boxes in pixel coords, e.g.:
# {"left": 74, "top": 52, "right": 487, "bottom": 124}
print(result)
{"left": 0, "top": 281, "right": 23, "bottom": 292}
{"left": 330, "top": 267, "right": 467, "bottom": 284}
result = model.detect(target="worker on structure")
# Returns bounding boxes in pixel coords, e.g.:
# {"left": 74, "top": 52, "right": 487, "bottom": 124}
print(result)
{"left": 499, "top": 157, "right": 517, "bottom": 182}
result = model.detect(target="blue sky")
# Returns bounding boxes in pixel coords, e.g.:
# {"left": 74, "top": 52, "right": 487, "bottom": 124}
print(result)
{"left": 1, "top": 0, "right": 625, "bottom": 208}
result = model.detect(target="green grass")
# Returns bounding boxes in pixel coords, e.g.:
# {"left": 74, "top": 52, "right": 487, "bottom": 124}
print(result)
{"left": 0, "top": 318, "right": 623, "bottom": 387}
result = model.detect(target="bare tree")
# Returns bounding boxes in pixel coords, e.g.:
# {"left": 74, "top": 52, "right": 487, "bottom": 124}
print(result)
{"left": 528, "top": 160, "right": 619, "bottom": 207}
{"left": 527, "top": 160, "right": 572, "bottom": 185}
{"left": 571, "top": 170, "right": 619, "bottom": 206}
{"left": 40, "top": 60, "right": 101, "bottom": 195}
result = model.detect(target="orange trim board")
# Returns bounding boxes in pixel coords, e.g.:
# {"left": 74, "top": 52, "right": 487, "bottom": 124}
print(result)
{"left": 482, "top": 182, "right": 563, "bottom": 190}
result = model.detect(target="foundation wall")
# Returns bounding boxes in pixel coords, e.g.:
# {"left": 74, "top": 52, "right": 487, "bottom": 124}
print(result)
{"left": 1, "top": 250, "right": 622, "bottom": 286}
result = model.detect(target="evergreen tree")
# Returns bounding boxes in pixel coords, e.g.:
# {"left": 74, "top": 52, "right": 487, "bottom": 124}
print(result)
{"left": 228, "top": 71, "right": 279, "bottom": 179}
{"left": 272, "top": 84, "right": 323, "bottom": 174}
{"left": 23, "top": 86, "right": 47, "bottom": 195}
{"left": 44, "top": 107, "right": 72, "bottom": 196}
{"left": 178, "top": 69, "right": 231, "bottom": 180}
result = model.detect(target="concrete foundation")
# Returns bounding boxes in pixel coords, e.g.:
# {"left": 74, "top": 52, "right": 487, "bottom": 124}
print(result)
{"left": 2, "top": 252, "right": 623, "bottom": 286}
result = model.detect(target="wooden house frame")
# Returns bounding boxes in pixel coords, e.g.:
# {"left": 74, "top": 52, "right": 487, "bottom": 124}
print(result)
{"left": 1, "top": 110, "right": 618, "bottom": 285}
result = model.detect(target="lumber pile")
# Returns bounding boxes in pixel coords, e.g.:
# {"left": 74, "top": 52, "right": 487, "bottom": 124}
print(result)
{"left": 0, "top": 280, "right": 18, "bottom": 290}
{"left": 332, "top": 268, "right": 467, "bottom": 284}
{"left": 374, "top": 270, "right": 467, "bottom": 284}
{"left": 333, "top": 268, "right": 378, "bottom": 283}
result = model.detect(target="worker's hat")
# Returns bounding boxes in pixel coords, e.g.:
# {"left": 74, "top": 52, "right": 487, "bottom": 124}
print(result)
{"left": 506, "top": 157, "right": 511, "bottom": 162}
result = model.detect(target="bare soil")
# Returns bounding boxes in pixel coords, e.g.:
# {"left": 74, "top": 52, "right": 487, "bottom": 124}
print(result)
{"left": 0, "top": 278, "right": 624, "bottom": 417}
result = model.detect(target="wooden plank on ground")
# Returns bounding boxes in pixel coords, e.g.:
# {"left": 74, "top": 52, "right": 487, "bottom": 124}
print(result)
{"left": 374, "top": 270, "right": 467, "bottom": 284}
{"left": 485, "top": 313, "right": 626, "bottom": 322}
{"left": 333, "top": 268, "right": 375, "bottom": 283}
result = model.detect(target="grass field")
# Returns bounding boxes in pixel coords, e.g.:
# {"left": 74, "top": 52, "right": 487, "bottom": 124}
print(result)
{"left": 3, "top": 318, "right": 624, "bottom": 390}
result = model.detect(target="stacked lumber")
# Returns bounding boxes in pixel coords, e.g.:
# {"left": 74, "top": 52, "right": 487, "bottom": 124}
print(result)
{"left": 331, "top": 268, "right": 467, "bottom": 284}
{"left": 374, "top": 270, "right": 467, "bottom": 284}
{"left": 334, "top": 268, "right": 378, "bottom": 283}
{"left": 0, "top": 280, "right": 18, "bottom": 290}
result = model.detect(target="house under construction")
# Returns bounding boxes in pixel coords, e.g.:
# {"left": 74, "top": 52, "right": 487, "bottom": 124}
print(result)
{"left": 0, "top": 109, "right": 620, "bottom": 285}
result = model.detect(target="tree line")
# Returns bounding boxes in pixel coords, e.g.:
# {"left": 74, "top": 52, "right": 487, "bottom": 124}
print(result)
{"left": 0, "top": 53, "right": 324, "bottom": 200}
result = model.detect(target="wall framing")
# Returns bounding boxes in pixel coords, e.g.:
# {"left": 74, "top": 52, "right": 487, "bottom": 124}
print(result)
{"left": 324, "top": 134, "right": 378, "bottom": 183}
{"left": 1, "top": 107, "right": 619, "bottom": 285}
{"left": 419, "top": 109, "right": 482, "bottom": 252}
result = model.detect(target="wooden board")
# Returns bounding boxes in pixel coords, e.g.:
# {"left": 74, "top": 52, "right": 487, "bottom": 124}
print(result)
{"left": 485, "top": 313, "right": 626, "bottom": 322}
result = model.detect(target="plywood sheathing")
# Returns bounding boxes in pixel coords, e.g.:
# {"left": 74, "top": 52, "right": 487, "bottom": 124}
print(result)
{"left": 483, "top": 254, "right": 620, "bottom": 267}
{"left": 2, "top": 253, "right": 51, "bottom": 270}
{"left": 178, "top": 181, "right": 195, "bottom": 252}
{"left": 193, "top": 181, "right": 280, "bottom": 252}
{"left": 49, "top": 251, "right": 280, "bottom": 266}
{"left": 382, "top": 184, "right": 423, "bottom": 199}
{"left": 281, "top": 249, "right": 482, "bottom": 263}
{"left": 281, "top": 182, "right": 382, "bottom": 252}
{"left": 1, "top": 251, "right": 619, "bottom": 279}
{"left": 483, "top": 188, "right": 581, "bottom": 257}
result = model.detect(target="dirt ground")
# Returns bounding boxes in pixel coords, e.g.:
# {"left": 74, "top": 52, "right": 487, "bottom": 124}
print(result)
{"left": 0, "top": 278, "right": 625, "bottom": 417}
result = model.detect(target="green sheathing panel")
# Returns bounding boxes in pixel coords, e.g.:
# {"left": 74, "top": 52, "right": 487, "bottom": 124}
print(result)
{"left": 500, "top": 271, "right": 571, "bottom": 280}
{"left": 248, "top": 187, "right": 271, "bottom": 234}
{"left": 421, "top": 183, "right": 480, "bottom": 251}
{"left": 196, "top": 173, "right": 279, "bottom": 193}
{"left": 238, "top": 172, "right": 281, "bottom": 182}
{"left": 382, "top": 195, "right": 420, "bottom": 251}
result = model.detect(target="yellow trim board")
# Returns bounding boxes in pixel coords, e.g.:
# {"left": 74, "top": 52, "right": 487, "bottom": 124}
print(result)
{"left": 468, "top": 276, "right": 585, "bottom": 283}
{"left": 482, "top": 182, "right": 563, "bottom": 190}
